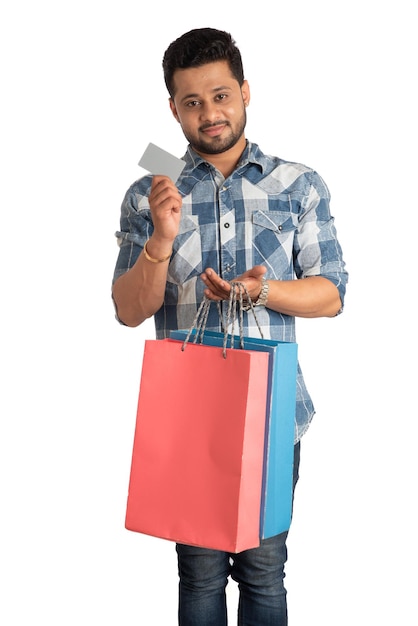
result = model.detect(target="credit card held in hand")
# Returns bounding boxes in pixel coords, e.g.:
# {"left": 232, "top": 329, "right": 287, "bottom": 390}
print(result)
{"left": 138, "top": 142, "right": 186, "bottom": 182}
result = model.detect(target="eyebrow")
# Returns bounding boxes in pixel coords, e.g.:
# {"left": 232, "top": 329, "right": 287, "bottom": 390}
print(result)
{"left": 179, "top": 85, "right": 233, "bottom": 103}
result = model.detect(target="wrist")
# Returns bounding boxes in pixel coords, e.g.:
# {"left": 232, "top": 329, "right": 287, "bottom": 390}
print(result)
{"left": 143, "top": 239, "right": 173, "bottom": 263}
{"left": 254, "top": 277, "right": 269, "bottom": 306}
{"left": 242, "top": 278, "right": 269, "bottom": 311}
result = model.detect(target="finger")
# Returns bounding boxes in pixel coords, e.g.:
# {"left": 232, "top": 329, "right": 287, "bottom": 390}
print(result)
{"left": 254, "top": 265, "right": 267, "bottom": 278}
{"left": 151, "top": 174, "right": 172, "bottom": 187}
{"left": 202, "top": 268, "right": 227, "bottom": 287}
{"left": 150, "top": 185, "right": 182, "bottom": 211}
{"left": 150, "top": 176, "right": 179, "bottom": 198}
{"left": 239, "top": 265, "right": 267, "bottom": 280}
{"left": 201, "top": 270, "right": 230, "bottom": 294}
{"left": 203, "top": 288, "right": 223, "bottom": 302}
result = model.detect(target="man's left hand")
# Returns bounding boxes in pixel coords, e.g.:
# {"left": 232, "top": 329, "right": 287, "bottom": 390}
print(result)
{"left": 201, "top": 266, "right": 267, "bottom": 302}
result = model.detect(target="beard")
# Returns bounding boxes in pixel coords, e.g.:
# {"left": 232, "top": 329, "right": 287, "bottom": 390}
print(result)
{"left": 183, "top": 108, "right": 247, "bottom": 155}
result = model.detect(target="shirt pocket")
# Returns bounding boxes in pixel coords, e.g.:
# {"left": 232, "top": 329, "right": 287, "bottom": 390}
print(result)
{"left": 167, "top": 215, "right": 202, "bottom": 285}
{"left": 252, "top": 209, "right": 297, "bottom": 236}
{"left": 251, "top": 209, "right": 297, "bottom": 274}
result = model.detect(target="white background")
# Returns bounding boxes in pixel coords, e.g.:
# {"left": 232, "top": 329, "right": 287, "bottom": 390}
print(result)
{"left": 1, "top": 1, "right": 416, "bottom": 624}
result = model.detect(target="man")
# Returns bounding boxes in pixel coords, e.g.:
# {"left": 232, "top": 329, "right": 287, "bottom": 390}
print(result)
{"left": 112, "top": 27, "right": 348, "bottom": 626}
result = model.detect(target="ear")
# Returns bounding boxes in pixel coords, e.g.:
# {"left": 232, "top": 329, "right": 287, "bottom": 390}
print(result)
{"left": 169, "top": 98, "right": 180, "bottom": 123}
{"left": 241, "top": 80, "right": 250, "bottom": 107}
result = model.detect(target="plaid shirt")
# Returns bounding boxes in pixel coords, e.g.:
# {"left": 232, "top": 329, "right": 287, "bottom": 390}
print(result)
{"left": 113, "top": 141, "right": 348, "bottom": 441}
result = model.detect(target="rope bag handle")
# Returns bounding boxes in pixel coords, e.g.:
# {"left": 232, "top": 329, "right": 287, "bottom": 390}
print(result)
{"left": 181, "top": 282, "right": 264, "bottom": 357}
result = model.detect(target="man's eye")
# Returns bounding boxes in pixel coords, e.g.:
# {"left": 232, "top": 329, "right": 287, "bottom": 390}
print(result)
{"left": 186, "top": 100, "right": 200, "bottom": 107}
{"left": 216, "top": 94, "right": 227, "bottom": 101}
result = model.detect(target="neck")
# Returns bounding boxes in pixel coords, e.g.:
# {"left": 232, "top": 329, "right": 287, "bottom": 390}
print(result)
{"left": 194, "top": 136, "right": 247, "bottom": 178}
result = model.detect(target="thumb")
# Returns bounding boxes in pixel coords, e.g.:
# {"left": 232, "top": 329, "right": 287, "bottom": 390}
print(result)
{"left": 248, "top": 265, "right": 267, "bottom": 280}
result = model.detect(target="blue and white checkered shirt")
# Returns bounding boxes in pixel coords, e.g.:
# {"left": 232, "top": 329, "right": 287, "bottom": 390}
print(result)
{"left": 114, "top": 141, "right": 348, "bottom": 440}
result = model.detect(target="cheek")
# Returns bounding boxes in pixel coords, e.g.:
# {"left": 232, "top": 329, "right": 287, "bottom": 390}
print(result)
{"left": 223, "top": 102, "right": 243, "bottom": 119}
{"left": 176, "top": 112, "right": 197, "bottom": 131}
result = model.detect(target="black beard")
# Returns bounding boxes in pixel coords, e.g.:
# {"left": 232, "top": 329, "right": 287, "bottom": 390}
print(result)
{"left": 184, "top": 109, "right": 247, "bottom": 156}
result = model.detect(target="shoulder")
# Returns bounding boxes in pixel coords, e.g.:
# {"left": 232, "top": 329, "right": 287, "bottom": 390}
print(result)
{"left": 246, "top": 144, "right": 328, "bottom": 197}
{"left": 125, "top": 174, "right": 153, "bottom": 198}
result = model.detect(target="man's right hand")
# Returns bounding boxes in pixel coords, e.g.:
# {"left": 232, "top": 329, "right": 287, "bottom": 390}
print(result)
{"left": 112, "top": 175, "right": 182, "bottom": 327}
{"left": 148, "top": 175, "right": 182, "bottom": 244}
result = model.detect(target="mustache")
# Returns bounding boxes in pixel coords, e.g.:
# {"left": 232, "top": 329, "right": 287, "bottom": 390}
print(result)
{"left": 199, "top": 121, "right": 230, "bottom": 131}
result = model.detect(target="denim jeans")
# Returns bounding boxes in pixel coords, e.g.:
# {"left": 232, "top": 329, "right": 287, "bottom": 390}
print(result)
{"left": 176, "top": 442, "right": 301, "bottom": 626}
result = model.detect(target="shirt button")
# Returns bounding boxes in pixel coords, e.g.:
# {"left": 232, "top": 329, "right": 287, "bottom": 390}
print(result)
{"left": 224, "top": 222, "right": 230, "bottom": 228}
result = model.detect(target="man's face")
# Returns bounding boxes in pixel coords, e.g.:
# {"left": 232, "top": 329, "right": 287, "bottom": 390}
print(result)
{"left": 169, "top": 60, "right": 250, "bottom": 156}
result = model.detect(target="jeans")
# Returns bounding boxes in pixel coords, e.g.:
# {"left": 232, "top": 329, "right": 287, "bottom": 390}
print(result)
{"left": 176, "top": 442, "right": 301, "bottom": 626}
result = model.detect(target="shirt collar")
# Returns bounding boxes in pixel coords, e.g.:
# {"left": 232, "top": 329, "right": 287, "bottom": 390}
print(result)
{"left": 182, "top": 141, "right": 267, "bottom": 175}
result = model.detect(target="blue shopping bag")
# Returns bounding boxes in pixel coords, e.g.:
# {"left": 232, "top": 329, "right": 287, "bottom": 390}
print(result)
{"left": 170, "top": 328, "right": 298, "bottom": 538}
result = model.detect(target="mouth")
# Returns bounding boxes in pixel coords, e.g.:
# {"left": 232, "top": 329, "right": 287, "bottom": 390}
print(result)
{"left": 201, "top": 123, "right": 228, "bottom": 138}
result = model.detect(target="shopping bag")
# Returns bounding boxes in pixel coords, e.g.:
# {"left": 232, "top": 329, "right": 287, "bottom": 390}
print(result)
{"left": 236, "top": 335, "right": 297, "bottom": 538}
{"left": 170, "top": 329, "right": 298, "bottom": 538}
{"left": 125, "top": 337, "right": 270, "bottom": 553}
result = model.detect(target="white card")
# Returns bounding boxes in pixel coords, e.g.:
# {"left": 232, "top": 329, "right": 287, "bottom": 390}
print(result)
{"left": 138, "top": 142, "right": 186, "bottom": 182}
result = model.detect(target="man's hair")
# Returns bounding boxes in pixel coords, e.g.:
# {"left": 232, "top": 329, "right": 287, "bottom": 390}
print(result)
{"left": 162, "top": 28, "right": 244, "bottom": 97}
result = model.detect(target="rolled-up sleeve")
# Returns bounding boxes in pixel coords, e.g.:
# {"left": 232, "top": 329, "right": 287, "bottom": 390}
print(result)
{"left": 112, "top": 179, "right": 154, "bottom": 284}
{"left": 294, "top": 171, "right": 348, "bottom": 309}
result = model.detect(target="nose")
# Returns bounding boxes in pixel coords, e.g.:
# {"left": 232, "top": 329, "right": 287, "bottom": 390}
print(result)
{"left": 200, "top": 100, "right": 221, "bottom": 124}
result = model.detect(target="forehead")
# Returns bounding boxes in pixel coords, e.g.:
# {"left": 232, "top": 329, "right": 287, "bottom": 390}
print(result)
{"left": 171, "top": 60, "right": 238, "bottom": 99}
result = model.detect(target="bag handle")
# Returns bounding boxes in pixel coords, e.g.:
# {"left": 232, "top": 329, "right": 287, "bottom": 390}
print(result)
{"left": 182, "top": 282, "right": 264, "bottom": 357}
